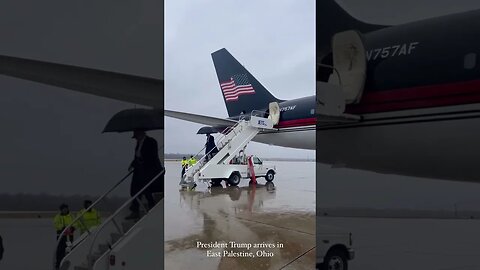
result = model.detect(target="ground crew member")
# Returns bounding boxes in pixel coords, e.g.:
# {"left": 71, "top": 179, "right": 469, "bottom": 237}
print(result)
{"left": 187, "top": 156, "right": 198, "bottom": 189}
{"left": 181, "top": 156, "right": 188, "bottom": 176}
{"left": 54, "top": 203, "right": 75, "bottom": 269}
{"left": 77, "top": 200, "right": 101, "bottom": 234}
{"left": 188, "top": 155, "right": 197, "bottom": 166}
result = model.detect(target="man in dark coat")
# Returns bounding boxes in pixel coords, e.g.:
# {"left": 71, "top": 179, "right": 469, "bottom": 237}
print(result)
{"left": 205, "top": 134, "right": 218, "bottom": 161}
{"left": 126, "top": 130, "right": 164, "bottom": 219}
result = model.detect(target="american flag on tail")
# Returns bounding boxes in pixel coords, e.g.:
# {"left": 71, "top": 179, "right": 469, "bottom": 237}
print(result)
{"left": 220, "top": 74, "right": 255, "bottom": 102}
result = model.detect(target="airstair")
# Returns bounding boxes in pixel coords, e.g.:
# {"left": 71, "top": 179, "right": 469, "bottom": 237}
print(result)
{"left": 54, "top": 168, "right": 164, "bottom": 270}
{"left": 182, "top": 111, "right": 275, "bottom": 186}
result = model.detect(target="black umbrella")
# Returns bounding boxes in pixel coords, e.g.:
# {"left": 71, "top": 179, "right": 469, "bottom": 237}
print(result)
{"left": 103, "top": 108, "right": 163, "bottom": 133}
{"left": 196, "top": 126, "right": 230, "bottom": 134}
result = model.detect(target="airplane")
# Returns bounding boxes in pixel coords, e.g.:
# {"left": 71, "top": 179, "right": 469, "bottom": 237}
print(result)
{"left": 165, "top": 48, "right": 316, "bottom": 150}
{"left": 1, "top": 0, "right": 480, "bottom": 184}
{"left": 315, "top": 0, "right": 480, "bottom": 183}
{"left": 0, "top": 49, "right": 316, "bottom": 151}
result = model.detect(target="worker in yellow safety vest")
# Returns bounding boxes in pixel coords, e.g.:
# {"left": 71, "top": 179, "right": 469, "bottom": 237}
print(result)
{"left": 77, "top": 200, "right": 101, "bottom": 234}
{"left": 188, "top": 155, "right": 197, "bottom": 167}
{"left": 54, "top": 203, "right": 75, "bottom": 269}
{"left": 181, "top": 156, "right": 188, "bottom": 176}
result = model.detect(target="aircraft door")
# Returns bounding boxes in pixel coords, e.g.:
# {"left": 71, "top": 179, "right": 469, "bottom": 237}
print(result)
{"left": 268, "top": 102, "right": 280, "bottom": 125}
{"left": 331, "top": 30, "right": 367, "bottom": 104}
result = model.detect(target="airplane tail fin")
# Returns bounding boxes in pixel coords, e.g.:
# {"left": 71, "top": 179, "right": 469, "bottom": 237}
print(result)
{"left": 317, "top": 0, "right": 389, "bottom": 58}
{"left": 211, "top": 48, "right": 281, "bottom": 117}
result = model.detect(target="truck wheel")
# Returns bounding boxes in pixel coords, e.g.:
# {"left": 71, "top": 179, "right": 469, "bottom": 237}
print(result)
{"left": 265, "top": 181, "right": 275, "bottom": 191}
{"left": 322, "top": 249, "right": 348, "bottom": 270}
{"left": 227, "top": 172, "right": 241, "bottom": 186}
{"left": 265, "top": 170, "right": 275, "bottom": 182}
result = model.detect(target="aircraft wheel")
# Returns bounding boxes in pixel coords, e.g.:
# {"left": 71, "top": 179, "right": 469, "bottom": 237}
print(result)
{"left": 265, "top": 170, "right": 275, "bottom": 182}
{"left": 322, "top": 249, "right": 348, "bottom": 270}
{"left": 227, "top": 172, "right": 241, "bottom": 186}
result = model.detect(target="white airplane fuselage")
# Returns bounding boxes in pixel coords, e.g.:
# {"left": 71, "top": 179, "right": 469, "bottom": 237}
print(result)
{"left": 254, "top": 127, "right": 316, "bottom": 150}
{"left": 251, "top": 100, "right": 480, "bottom": 183}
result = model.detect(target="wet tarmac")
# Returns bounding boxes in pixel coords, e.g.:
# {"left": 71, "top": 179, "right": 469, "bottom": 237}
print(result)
{"left": 164, "top": 160, "right": 316, "bottom": 270}
{"left": 319, "top": 217, "right": 480, "bottom": 270}
{"left": 0, "top": 218, "right": 55, "bottom": 270}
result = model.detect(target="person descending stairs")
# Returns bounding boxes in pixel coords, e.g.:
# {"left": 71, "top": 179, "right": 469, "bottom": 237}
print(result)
{"left": 181, "top": 112, "right": 275, "bottom": 188}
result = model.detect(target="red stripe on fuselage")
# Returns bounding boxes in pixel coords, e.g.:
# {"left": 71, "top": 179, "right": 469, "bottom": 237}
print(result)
{"left": 347, "top": 79, "right": 480, "bottom": 114}
{"left": 275, "top": 117, "right": 316, "bottom": 128}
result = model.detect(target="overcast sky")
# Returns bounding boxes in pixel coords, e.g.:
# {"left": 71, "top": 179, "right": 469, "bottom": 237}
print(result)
{"left": 0, "top": 0, "right": 162, "bottom": 195}
{"left": 164, "top": 0, "right": 480, "bottom": 211}
{"left": 164, "top": 0, "right": 480, "bottom": 159}
{"left": 164, "top": 0, "right": 315, "bottom": 159}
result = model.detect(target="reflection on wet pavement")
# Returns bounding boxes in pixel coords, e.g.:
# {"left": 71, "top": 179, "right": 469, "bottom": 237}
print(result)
{"left": 164, "top": 161, "right": 315, "bottom": 270}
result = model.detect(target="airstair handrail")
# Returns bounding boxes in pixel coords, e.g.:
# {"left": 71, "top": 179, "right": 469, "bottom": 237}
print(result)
{"left": 183, "top": 121, "right": 243, "bottom": 178}
{"left": 250, "top": 110, "right": 269, "bottom": 118}
{"left": 317, "top": 63, "right": 343, "bottom": 86}
{"left": 86, "top": 168, "right": 165, "bottom": 261}
{"left": 183, "top": 144, "right": 222, "bottom": 178}
{"left": 190, "top": 123, "right": 238, "bottom": 160}
{"left": 52, "top": 170, "right": 134, "bottom": 269}
{"left": 191, "top": 144, "right": 207, "bottom": 160}
{"left": 210, "top": 124, "right": 239, "bottom": 151}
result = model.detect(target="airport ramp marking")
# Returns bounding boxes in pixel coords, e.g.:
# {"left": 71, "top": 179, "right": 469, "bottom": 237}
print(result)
{"left": 233, "top": 215, "right": 314, "bottom": 236}
{"left": 278, "top": 246, "right": 316, "bottom": 270}
{"left": 233, "top": 215, "right": 316, "bottom": 269}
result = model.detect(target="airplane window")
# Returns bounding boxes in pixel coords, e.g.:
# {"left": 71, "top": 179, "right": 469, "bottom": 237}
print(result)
{"left": 464, "top": 53, "right": 477, "bottom": 69}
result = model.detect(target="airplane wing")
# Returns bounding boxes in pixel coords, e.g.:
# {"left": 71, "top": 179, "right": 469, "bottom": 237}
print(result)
{"left": 0, "top": 54, "right": 163, "bottom": 107}
{"left": 165, "top": 110, "right": 237, "bottom": 126}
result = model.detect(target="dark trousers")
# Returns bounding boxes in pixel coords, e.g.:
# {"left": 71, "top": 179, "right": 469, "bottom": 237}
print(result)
{"left": 55, "top": 234, "right": 73, "bottom": 268}
{"left": 130, "top": 171, "right": 163, "bottom": 214}
{"left": 130, "top": 192, "right": 156, "bottom": 213}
